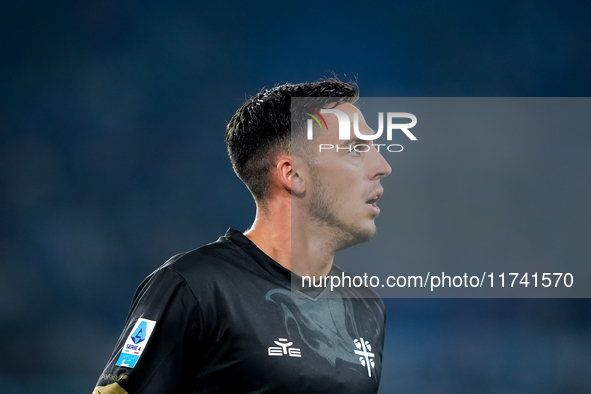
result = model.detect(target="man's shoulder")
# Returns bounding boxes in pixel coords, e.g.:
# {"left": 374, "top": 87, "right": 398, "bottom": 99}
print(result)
{"left": 162, "top": 235, "right": 235, "bottom": 269}
{"left": 157, "top": 235, "right": 230, "bottom": 271}
{"left": 148, "top": 232, "right": 262, "bottom": 288}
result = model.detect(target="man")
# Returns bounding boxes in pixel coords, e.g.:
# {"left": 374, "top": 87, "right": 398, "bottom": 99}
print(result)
{"left": 92, "top": 78, "right": 392, "bottom": 394}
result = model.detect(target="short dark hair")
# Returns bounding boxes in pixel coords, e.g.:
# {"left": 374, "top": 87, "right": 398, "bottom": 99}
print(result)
{"left": 225, "top": 78, "right": 359, "bottom": 203}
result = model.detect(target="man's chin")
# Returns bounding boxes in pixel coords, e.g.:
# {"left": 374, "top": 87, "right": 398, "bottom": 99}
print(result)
{"left": 357, "top": 223, "right": 377, "bottom": 243}
{"left": 336, "top": 223, "right": 376, "bottom": 251}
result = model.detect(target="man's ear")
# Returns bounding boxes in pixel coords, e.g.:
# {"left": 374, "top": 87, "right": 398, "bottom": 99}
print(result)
{"left": 290, "top": 156, "right": 307, "bottom": 196}
{"left": 275, "top": 155, "right": 306, "bottom": 195}
{"left": 275, "top": 155, "right": 293, "bottom": 192}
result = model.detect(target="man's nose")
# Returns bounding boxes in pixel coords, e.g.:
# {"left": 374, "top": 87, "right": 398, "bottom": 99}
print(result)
{"left": 369, "top": 148, "right": 392, "bottom": 180}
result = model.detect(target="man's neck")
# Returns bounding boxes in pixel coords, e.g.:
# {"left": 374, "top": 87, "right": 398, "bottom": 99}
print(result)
{"left": 244, "top": 200, "right": 335, "bottom": 278}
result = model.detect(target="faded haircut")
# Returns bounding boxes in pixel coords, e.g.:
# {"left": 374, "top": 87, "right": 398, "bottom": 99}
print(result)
{"left": 225, "top": 78, "right": 359, "bottom": 203}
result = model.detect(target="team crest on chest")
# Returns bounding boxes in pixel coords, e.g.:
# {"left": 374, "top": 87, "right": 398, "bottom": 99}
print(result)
{"left": 353, "top": 338, "right": 375, "bottom": 377}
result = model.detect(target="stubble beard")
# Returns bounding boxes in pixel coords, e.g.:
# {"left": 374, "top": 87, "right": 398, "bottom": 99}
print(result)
{"left": 306, "top": 173, "right": 375, "bottom": 253}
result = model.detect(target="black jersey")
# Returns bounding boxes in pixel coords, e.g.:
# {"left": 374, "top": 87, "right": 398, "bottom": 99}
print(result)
{"left": 93, "top": 228, "right": 385, "bottom": 394}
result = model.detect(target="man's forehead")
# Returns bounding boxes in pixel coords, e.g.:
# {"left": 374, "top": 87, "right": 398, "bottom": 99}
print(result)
{"left": 320, "top": 102, "right": 373, "bottom": 139}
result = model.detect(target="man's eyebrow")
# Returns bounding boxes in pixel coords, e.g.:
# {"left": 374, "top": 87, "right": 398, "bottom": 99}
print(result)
{"left": 338, "top": 137, "right": 369, "bottom": 146}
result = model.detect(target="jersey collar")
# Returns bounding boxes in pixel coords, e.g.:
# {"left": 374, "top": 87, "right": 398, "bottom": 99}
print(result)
{"left": 223, "top": 227, "right": 329, "bottom": 299}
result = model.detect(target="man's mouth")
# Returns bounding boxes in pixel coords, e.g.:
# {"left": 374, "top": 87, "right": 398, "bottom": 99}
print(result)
{"left": 365, "top": 190, "right": 383, "bottom": 206}
{"left": 365, "top": 196, "right": 379, "bottom": 205}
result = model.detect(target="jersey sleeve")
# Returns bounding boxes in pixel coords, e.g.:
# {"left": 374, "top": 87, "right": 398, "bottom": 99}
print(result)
{"left": 92, "top": 267, "right": 203, "bottom": 394}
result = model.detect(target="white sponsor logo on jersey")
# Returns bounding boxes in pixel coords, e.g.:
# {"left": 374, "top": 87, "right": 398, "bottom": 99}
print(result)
{"left": 268, "top": 338, "right": 302, "bottom": 357}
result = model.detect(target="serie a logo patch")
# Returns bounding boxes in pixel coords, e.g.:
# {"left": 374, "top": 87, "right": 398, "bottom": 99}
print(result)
{"left": 115, "top": 318, "right": 157, "bottom": 368}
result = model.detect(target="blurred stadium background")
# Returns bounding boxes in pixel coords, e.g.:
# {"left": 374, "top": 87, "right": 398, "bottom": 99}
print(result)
{"left": 1, "top": 1, "right": 590, "bottom": 392}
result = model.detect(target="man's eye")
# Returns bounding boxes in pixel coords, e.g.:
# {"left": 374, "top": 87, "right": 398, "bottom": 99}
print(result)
{"left": 349, "top": 145, "right": 362, "bottom": 157}
{"left": 350, "top": 143, "right": 373, "bottom": 156}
